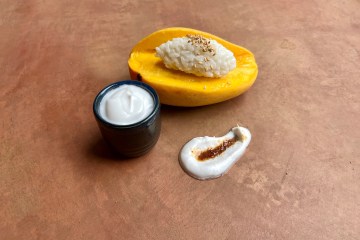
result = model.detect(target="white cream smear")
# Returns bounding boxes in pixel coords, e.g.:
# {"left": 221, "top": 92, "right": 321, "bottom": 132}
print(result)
{"left": 99, "top": 84, "right": 154, "bottom": 125}
{"left": 179, "top": 126, "right": 251, "bottom": 180}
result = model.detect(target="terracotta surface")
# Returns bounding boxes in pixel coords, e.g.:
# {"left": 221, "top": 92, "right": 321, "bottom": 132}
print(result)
{"left": 1, "top": 0, "right": 359, "bottom": 239}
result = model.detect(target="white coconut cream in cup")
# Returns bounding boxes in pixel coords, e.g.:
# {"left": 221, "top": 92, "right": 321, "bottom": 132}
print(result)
{"left": 93, "top": 80, "right": 161, "bottom": 158}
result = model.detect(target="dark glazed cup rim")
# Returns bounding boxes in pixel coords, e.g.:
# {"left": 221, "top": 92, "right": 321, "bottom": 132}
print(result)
{"left": 93, "top": 80, "right": 160, "bottom": 129}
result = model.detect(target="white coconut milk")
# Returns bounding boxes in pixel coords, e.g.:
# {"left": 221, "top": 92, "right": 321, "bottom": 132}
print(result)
{"left": 99, "top": 84, "right": 154, "bottom": 125}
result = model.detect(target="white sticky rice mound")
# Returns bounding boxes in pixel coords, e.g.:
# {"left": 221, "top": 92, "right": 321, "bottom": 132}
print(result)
{"left": 155, "top": 37, "right": 236, "bottom": 78}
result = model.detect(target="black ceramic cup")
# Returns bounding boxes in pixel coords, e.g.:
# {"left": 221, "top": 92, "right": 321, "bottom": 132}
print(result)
{"left": 93, "top": 80, "right": 161, "bottom": 158}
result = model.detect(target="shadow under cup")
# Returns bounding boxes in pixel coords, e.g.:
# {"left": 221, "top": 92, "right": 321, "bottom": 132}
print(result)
{"left": 93, "top": 80, "right": 161, "bottom": 158}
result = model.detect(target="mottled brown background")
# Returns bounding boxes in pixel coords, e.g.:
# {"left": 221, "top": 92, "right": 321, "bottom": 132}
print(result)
{"left": 0, "top": 0, "right": 359, "bottom": 239}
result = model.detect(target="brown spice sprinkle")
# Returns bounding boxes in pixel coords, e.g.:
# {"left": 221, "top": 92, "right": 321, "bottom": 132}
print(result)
{"left": 197, "top": 138, "right": 237, "bottom": 161}
{"left": 186, "top": 34, "right": 216, "bottom": 55}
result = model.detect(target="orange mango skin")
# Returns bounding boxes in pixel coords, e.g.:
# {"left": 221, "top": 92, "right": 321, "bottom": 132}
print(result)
{"left": 128, "top": 27, "right": 258, "bottom": 107}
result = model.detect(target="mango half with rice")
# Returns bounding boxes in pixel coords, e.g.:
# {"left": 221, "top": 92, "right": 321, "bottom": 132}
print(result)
{"left": 128, "top": 27, "right": 258, "bottom": 107}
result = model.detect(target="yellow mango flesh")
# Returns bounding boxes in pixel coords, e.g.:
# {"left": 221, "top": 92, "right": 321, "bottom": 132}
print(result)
{"left": 128, "top": 27, "right": 258, "bottom": 107}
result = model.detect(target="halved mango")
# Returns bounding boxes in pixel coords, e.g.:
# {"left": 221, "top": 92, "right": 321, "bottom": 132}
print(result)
{"left": 128, "top": 27, "right": 258, "bottom": 107}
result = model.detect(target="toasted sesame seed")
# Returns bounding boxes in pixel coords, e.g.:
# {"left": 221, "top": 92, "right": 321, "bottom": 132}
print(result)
{"left": 185, "top": 34, "right": 216, "bottom": 55}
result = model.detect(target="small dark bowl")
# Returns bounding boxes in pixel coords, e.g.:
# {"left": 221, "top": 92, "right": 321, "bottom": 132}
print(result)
{"left": 93, "top": 80, "right": 161, "bottom": 158}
